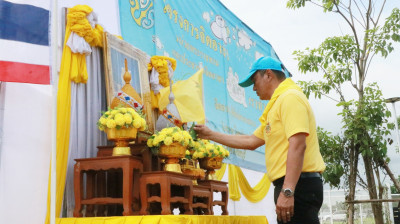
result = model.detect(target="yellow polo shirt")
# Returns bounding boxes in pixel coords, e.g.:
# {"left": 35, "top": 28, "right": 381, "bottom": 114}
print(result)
{"left": 254, "top": 89, "right": 325, "bottom": 182}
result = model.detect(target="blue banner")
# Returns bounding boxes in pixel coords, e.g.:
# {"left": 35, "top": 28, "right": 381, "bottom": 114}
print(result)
{"left": 119, "top": 0, "right": 289, "bottom": 172}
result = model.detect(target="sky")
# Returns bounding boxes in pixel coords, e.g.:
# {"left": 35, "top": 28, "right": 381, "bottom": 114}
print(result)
{"left": 219, "top": 0, "right": 400, "bottom": 184}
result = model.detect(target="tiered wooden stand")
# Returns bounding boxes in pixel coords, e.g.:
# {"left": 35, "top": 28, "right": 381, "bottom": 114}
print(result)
{"left": 73, "top": 142, "right": 228, "bottom": 217}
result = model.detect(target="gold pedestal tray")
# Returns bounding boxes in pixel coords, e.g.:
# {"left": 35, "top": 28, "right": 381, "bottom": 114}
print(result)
{"left": 105, "top": 128, "right": 137, "bottom": 156}
{"left": 199, "top": 157, "right": 223, "bottom": 180}
{"left": 159, "top": 142, "right": 186, "bottom": 173}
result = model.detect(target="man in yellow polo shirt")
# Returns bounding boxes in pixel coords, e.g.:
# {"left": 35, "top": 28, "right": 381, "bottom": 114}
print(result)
{"left": 194, "top": 56, "right": 325, "bottom": 224}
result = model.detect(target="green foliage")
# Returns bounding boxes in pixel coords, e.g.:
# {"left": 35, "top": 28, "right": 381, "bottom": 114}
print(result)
{"left": 317, "top": 127, "right": 346, "bottom": 188}
{"left": 367, "top": 8, "right": 400, "bottom": 57}
{"left": 391, "top": 176, "right": 400, "bottom": 194}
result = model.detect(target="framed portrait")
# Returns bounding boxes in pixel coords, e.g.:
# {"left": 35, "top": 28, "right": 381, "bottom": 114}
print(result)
{"left": 103, "top": 32, "right": 154, "bottom": 132}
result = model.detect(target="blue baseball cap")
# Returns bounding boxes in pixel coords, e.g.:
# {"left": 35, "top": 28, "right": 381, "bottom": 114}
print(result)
{"left": 238, "top": 56, "right": 283, "bottom": 87}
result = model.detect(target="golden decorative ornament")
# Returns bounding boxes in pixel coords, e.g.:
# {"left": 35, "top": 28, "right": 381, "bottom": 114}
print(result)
{"left": 199, "top": 157, "right": 223, "bottom": 180}
{"left": 158, "top": 142, "right": 186, "bottom": 173}
{"left": 105, "top": 127, "right": 137, "bottom": 156}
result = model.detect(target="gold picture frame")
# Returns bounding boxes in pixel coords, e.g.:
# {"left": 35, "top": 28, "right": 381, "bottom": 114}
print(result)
{"left": 103, "top": 32, "right": 154, "bottom": 132}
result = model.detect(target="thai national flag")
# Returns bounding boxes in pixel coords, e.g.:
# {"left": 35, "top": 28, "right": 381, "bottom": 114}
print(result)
{"left": 0, "top": 0, "right": 50, "bottom": 85}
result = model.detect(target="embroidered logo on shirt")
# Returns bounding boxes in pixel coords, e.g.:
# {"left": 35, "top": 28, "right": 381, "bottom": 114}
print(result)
{"left": 265, "top": 122, "right": 271, "bottom": 134}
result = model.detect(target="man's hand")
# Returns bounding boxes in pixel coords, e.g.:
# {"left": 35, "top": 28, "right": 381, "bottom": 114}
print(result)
{"left": 276, "top": 193, "right": 294, "bottom": 223}
{"left": 193, "top": 124, "right": 213, "bottom": 140}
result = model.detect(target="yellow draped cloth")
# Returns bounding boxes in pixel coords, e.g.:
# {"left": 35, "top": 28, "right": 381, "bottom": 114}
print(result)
{"left": 215, "top": 163, "right": 271, "bottom": 203}
{"left": 45, "top": 5, "right": 103, "bottom": 224}
{"left": 57, "top": 215, "right": 268, "bottom": 224}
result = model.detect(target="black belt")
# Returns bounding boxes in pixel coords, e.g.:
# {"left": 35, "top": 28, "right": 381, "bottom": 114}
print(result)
{"left": 273, "top": 172, "right": 321, "bottom": 186}
{"left": 300, "top": 172, "right": 321, "bottom": 178}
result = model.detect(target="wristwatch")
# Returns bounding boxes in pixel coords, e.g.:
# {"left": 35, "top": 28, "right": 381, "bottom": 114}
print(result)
{"left": 281, "top": 188, "right": 295, "bottom": 197}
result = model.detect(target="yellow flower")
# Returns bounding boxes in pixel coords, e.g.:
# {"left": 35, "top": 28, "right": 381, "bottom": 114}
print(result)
{"left": 105, "top": 111, "right": 111, "bottom": 116}
{"left": 123, "top": 114, "right": 132, "bottom": 124}
{"left": 106, "top": 119, "right": 116, "bottom": 129}
{"left": 133, "top": 119, "right": 142, "bottom": 128}
{"left": 127, "top": 108, "right": 135, "bottom": 114}
{"left": 119, "top": 108, "right": 127, "bottom": 113}
{"left": 172, "top": 132, "right": 183, "bottom": 142}
{"left": 164, "top": 137, "right": 173, "bottom": 146}
{"left": 111, "top": 110, "right": 118, "bottom": 115}
{"left": 185, "top": 150, "right": 190, "bottom": 155}
{"left": 183, "top": 138, "right": 189, "bottom": 146}
{"left": 115, "top": 117, "right": 125, "bottom": 126}
{"left": 164, "top": 127, "right": 174, "bottom": 135}
{"left": 147, "top": 138, "right": 153, "bottom": 147}
{"left": 99, "top": 117, "right": 107, "bottom": 125}
{"left": 139, "top": 119, "right": 146, "bottom": 131}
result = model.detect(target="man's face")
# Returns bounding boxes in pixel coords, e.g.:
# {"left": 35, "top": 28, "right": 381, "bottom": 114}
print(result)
{"left": 251, "top": 70, "right": 271, "bottom": 100}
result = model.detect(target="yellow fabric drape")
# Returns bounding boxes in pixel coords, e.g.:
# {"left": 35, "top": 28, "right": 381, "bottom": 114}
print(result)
{"left": 57, "top": 215, "right": 269, "bottom": 224}
{"left": 259, "top": 78, "right": 302, "bottom": 127}
{"left": 216, "top": 164, "right": 271, "bottom": 203}
{"left": 232, "top": 165, "right": 271, "bottom": 203}
{"left": 158, "top": 69, "right": 205, "bottom": 124}
{"left": 45, "top": 5, "right": 103, "bottom": 224}
{"left": 215, "top": 163, "right": 227, "bottom": 181}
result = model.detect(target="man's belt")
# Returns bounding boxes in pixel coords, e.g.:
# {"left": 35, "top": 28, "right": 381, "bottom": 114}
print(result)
{"left": 300, "top": 172, "right": 321, "bottom": 178}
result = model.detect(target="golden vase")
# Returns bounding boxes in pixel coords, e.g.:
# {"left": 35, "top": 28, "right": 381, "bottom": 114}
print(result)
{"left": 181, "top": 159, "right": 205, "bottom": 185}
{"left": 159, "top": 142, "right": 186, "bottom": 173}
{"left": 199, "top": 157, "right": 223, "bottom": 180}
{"left": 105, "top": 127, "right": 137, "bottom": 156}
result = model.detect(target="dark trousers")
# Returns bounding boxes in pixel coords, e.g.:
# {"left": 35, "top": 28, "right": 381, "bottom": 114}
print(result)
{"left": 273, "top": 176, "right": 323, "bottom": 224}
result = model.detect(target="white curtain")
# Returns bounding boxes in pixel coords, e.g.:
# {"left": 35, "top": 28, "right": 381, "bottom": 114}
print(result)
{"left": 63, "top": 47, "right": 108, "bottom": 217}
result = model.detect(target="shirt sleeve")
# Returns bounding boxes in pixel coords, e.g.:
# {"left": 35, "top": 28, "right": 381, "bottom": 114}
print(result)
{"left": 253, "top": 125, "right": 264, "bottom": 140}
{"left": 280, "top": 93, "right": 310, "bottom": 139}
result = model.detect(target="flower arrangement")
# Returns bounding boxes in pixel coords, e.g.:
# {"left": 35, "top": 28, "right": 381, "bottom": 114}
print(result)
{"left": 191, "top": 139, "right": 230, "bottom": 160}
{"left": 147, "top": 127, "right": 193, "bottom": 154}
{"left": 147, "top": 56, "right": 177, "bottom": 87}
{"left": 97, "top": 107, "right": 146, "bottom": 131}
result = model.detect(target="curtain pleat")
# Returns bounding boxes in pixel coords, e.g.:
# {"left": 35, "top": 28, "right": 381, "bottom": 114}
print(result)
{"left": 63, "top": 47, "right": 107, "bottom": 217}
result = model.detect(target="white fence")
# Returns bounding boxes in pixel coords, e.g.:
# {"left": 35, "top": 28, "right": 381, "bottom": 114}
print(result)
{"left": 319, "top": 185, "right": 400, "bottom": 224}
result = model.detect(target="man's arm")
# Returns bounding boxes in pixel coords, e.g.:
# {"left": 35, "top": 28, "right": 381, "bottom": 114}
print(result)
{"left": 275, "top": 133, "right": 307, "bottom": 223}
{"left": 194, "top": 124, "right": 264, "bottom": 150}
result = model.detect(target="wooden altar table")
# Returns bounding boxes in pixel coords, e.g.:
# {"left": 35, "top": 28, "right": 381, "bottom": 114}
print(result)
{"left": 198, "top": 180, "right": 229, "bottom": 215}
{"left": 139, "top": 171, "right": 193, "bottom": 215}
{"left": 73, "top": 156, "right": 143, "bottom": 217}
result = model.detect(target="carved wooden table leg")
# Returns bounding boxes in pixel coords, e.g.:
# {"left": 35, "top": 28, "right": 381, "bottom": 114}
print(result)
{"left": 73, "top": 162, "right": 83, "bottom": 217}
{"left": 85, "top": 171, "right": 95, "bottom": 217}
{"left": 96, "top": 171, "right": 106, "bottom": 216}
{"left": 122, "top": 162, "right": 133, "bottom": 216}
{"left": 139, "top": 178, "right": 149, "bottom": 215}
{"left": 160, "top": 179, "right": 171, "bottom": 215}
{"left": 184, "top": 183, "right": 193, "bottom": 214}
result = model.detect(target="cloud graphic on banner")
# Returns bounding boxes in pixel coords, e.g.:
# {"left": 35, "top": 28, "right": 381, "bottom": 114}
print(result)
{"left": 210, "top": 15, "right": 230, "bottom": 44}
{"left": 237, "top": 29, "right": 255, "bottom": 50}
{"left": 226, "top": 67, "right": 247, "bottom": 107}
{"left": 202, "top": 12, "right": 211, "bottom": 23}
{"left": 255, "top": 51, "right": 264, "bottom": 60}
{"left": 152, "top": 35, "right": 164, "bottom": 49}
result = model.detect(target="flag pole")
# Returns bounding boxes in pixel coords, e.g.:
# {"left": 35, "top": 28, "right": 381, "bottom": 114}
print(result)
{"left": 50, "top": 0, "right": 59, "bottom": 224}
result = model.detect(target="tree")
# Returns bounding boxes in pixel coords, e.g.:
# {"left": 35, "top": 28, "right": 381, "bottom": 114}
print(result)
{"left": 286, "top": 1, "right": 400, "bottom": 223}
{"left": 391, "top": 175, "right": 400, "bottom": 194}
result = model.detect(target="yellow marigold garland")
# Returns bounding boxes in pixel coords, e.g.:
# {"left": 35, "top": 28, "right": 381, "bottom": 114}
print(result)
{"left": 148, "top": 56, "right": 177, "bottom": 87}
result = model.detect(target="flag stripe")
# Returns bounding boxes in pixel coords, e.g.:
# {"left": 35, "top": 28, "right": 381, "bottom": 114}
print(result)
{"left": 0, "top": 60, "right": 50, "bottom": 84}
{"left": 0, "top": 0, "right": 49, "bottom": 46}
{"left": 0, "top": 39, "right": 50, "bottom": 66}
